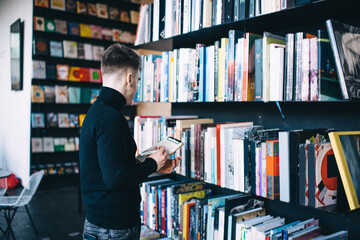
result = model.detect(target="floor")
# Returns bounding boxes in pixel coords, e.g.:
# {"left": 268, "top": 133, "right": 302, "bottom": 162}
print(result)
{"left": 0, "top": 186, "right": 86, "bottom": 240}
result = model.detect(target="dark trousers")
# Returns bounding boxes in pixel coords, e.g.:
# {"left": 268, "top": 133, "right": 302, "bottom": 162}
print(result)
{"left": 83, "top": 219, "right": 140, "bottom": 240}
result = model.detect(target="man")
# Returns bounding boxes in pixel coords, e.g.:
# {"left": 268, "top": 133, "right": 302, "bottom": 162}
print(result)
{"left": 80, "top": 43, "right": 179, "bottom": 240}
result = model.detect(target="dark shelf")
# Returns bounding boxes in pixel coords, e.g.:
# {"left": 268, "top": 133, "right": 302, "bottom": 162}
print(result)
{"left": 33, "top": 6, "right": 138, "bottom": 33}
{"left": 33, "top": 30, "right": 134, "bottom": 49}
{"left": 31, "top": 151, "right": 79, "bottom": 154}
{"left": 133, "top": 0, "right": 359, "bottom": 51}
{"left": 31, "top": 128, "right": 80, "bottom": 137}
{"left": 32, "top": 54, "right": 100, "bottom": 68}
{"left": 32, "top": 78, "right": 102, "bottom": 88}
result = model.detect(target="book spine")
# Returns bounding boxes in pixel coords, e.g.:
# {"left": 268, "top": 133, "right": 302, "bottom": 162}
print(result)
{"left": 308, "top": 144, "right": 316, "bottom": 208}
{"left": 266, "top": 140, "right": 280, "bottom": 200}
{"left": 242, "top": 35, "right": 249, "bottom": 101}
{"left": 203, "top": 0, "right": 212, "bottom": 28}
{"left": 214, "top": 41, "right": 220, "bottom": 101}
{"left": 234, "top": 0, "right": 240, "bottom": 21}
{"left": 285, "top": 33, "right": 294, "bottom": 101}
{"left": 249, "top": 0, "right": 255, "bottom": 17}
{"left": 294, "top": 32, "right": 303, "bottom": 101}
{"left": 298, "top": 143, "right": 306, "bottom": 206}
{"left": 301, "top": 38, "right": 310, "bottom": 101}
{"left": 221, "top": 0, "right": 226, "bottom": 24}
{"left": 309, "top": 37, "right": 319, "bottom": 101}
{"left": 239, "top": 0, "right": 246, "bottom": 20}
{"left": 225, "top": 0, "right": 233, "bottom": 23}
{"left": 254, "top": 38, "right": 263, "bottom": 101}
{"left": 227, "top": 30, "right": 236, "bottom": 101}
{"left": 212, "top": 0, "right": 218, "bottom": 26}
{"left": 161, "top": 189, "right": 167, "bottom": 235}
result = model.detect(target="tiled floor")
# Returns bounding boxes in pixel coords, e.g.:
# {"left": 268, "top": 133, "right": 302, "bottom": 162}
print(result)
{"left": 0, "top": 186, "right": 86, "bottom": 240}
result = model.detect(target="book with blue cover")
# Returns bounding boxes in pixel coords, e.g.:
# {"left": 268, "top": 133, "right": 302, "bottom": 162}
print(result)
{"left": 68, "top": 87, "right": 81, "bottom": 104}
{"left": 49, "top": 41, "right": 63, "bottom": 57}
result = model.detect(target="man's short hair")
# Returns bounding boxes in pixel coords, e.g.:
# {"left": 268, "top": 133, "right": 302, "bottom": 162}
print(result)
{"left": 101, "top": 43, "right": 141, "bottom": 76}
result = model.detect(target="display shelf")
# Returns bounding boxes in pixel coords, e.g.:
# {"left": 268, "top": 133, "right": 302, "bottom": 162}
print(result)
{"left": 32, "top": 78, "right": 102, "bottom": 88}
{"left": 32, "top": 55, "right": 101, "bottom": 68}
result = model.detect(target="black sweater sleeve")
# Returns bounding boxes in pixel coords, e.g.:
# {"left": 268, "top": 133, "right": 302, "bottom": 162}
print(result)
{"left": 96, "top": 115, "right": 157, "bottom": 190}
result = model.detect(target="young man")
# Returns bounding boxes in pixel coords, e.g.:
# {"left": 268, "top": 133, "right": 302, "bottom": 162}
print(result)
{"left": 80, "top": 43, "right": 179, "bottom": 240}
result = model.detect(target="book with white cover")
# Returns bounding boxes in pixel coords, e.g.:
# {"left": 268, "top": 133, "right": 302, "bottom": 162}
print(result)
{"left": 43, "top": 137, "right": 54, "bottom": 152}
{"left": 269, "top": 43, "right": 285, "bottom": 101}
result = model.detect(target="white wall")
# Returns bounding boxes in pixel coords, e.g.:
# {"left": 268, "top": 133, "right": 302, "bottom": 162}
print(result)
{"left": 0, "top": 0, "right": 33, "bottom": 184}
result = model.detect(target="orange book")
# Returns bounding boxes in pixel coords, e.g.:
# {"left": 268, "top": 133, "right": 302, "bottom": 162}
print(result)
{"left": 183, "top": 201, "right": 195, "bottom": 240}
{"left": 79, "top": 114, "right": 86, "bottom": 127}
{"left": 266, "top": 139, "right": 280, "bottom": 200}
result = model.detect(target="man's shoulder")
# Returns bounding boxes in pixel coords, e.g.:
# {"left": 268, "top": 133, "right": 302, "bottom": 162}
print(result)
{"left": 88, "top": 100, "right": 126, "bottom": 124}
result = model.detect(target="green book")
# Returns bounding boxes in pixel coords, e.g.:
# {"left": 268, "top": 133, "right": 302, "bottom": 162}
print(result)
{"left": 68, "top": 87, "right": 81, "bottom": 104}
{"left": 81, "top": 88, "right": 91, "bottom": 104}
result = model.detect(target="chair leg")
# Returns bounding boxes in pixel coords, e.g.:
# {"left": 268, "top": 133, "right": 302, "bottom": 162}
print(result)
{"left": 25, "top": 205, "right": 38, "bottom": 236}
{"left": 4, "top": 209, "right": 16, "bottom": 240}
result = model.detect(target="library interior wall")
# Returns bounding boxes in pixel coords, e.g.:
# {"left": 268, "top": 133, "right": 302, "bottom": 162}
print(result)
{"left": 0, "top": 0, "right": 33, "bottom": 184}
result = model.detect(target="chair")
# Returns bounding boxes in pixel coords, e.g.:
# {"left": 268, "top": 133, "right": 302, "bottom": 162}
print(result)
{"left": 0, "top": 162, "right": 7, "bottom": 196}
{"left": 0, "top": 170, "right": 44, "bottom": 239}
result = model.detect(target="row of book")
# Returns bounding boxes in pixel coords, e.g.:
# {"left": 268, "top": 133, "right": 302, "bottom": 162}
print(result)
{"left": 34, "top": 16, "right": 136, "bottom": 43}
{"left": 31, "top": 136, "right": 79, "bottom": 153}
{"left": 33, "top": 60, "right": 102, "bottom": 82}
{"left": 135, "top": 0, "right": 312, "bottom": 45}
{"left": 134, "top": 116, "right": 344, "bottom": 209}
{"left": 33, "top": 38, "right": 105, "bottom": 60}
{"left": 31, "top": 112, "right": 86, "bottom": 128}
{"left": 140, "top": 178, "right": 348, "bottom": 240}
{"left": 34, "top": 0, "right": 139, "bottom": 24}
{"left": 31, "top": 162, "right": 79, "bottom": 176}
{"left": 135, "top": 27, "right": 343, "bottom": 103}
{"left": 31, "top": 85, "right": 99, "bottom": 104}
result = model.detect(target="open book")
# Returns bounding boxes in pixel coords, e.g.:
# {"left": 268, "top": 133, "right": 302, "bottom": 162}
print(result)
{"left": 136, "top": 136, "right": 184, "bottom": 163}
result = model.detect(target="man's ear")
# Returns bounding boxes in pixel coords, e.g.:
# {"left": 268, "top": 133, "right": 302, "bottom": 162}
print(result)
{"left": 125, "top": 72, "right": 133, "bottom": 86}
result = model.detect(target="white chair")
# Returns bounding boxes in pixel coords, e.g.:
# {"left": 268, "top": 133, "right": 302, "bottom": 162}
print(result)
{"left": 0, "top": 162, "right": 7, "bottom": 196}
{"left": 0, "top": 170, "right": 44, "bottom": 239}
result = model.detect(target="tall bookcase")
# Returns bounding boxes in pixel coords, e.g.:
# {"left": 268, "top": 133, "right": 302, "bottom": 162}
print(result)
{"left": 30, "top": 0, "right": 139, "bottom": 187}
{"left": 135, "top": 0, "right": 360, "bottom": 238}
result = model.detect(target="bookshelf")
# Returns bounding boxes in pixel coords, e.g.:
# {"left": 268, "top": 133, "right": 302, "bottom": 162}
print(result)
{"left": 134, "top": 0, "right": 360, "bottom": 238}
{"left": 30, "top": 0, "right": 140, "bottom": 187}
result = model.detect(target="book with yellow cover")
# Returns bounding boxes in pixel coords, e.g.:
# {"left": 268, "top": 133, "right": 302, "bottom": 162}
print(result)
{"left": 79, "top": 114, "right": 86, "bottom": 127}
{"left": 32, "top": 85, "right": 45, "bottom": 103}
{"left": 329, "top": 131, "right": 360, "bottom": 210}
{"left": 80, "top": 24, "right": 92, "bottom": 38}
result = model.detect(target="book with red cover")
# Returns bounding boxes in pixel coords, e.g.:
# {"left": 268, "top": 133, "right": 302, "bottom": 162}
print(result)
{"left": 266, "top": 139, "right": 280, "bottom": 200}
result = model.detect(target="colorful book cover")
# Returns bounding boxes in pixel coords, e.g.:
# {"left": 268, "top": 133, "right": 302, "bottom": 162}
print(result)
{"left": 66, "top": 0, "right": 76, "bottom": 12}
{"left": 79, "top": 23, "right": 92, "bottom": 38}
{"left": 102, "top": 27, "right": 112, "bottom": 41}
{"left": 55, "top": 85, "right": 68, "bottom": 103}
{"left": 96, "top": 3, "right": 108, "bottom": 19}
{"left": 46, "top": 113, "right": 58, "bottom": 128}
{"left": 92, "top": 45, "right": 104, "bottom": 61}
{"left": 31, "top": 85, "right": 45, "bottom": 103}
{"left": 227, "top": 30, "right": 243, "bottom": 102}
{"left": 90, "top": 88, "right": 100, "bottom": 104}
{"left": 254, "top": 38, "right": 263, "bottom": 101}
{"left": 308, "top": 143, "right": 337, "bottom": 208}
{"left": 44, "top": 86, "right": 56, "bottom": 103}
{"left": 51, "top": 0, "right": 65, "bottom": 10}
{"left": 120, "top": 10, "right": 130, "bottom": 22}
{"left": 317, "top": 29, "right": 342, "bottom": 101}
{"left": 284, "top": 33, "right": 295, "bottom": 101}
{"left": 54, "top": 138, "right": 66, "bottom": 151}
{"left": 109, "top": 7, "right": 120, "bottom": 20}
{"left": 90, "top": 25, "right": 102, "bottom": 39}
{"left": 79, "top": 114, "right": 86, "bottom": 127}
{"left": 68, "top": 67, "right": 81, "bottom": 81}
{"left": 310, "top": 37, "right": 319, "bottom": 101}
{"left": 90, "top": 68, "right": 101, "bottom": 82}
{"left": 31, "top": 113, "right": 45, "bottom": 128}
{"left": 56, "top": 64, "right": 69, "bottom": 80}
{"left": 63, "top": 40, "right": 78, "bottom": 58}
{"left": 68, "top": 87, "right": 81, "bottom": 104}
{"left": 54, "top": 19, "right": 67, "bottom": 34}
{"left": 58, "top": 113, "right": 69, "bottom": 128}
{"left": 112, "top": 29, "right": 123, "bottom": 42}
{"left": 266, "top": 140, "right": 280, "bottom": 200}
{"left": 76, "top": 1, "right": 87, "bottom": 14}
{"left": 49, "top": 40, "right": 63, "bottom": 58}
{"left": 120, "top": 31, "right": 135, "bottom": 44}
{"left": 87, "top": 3, "right": 97, "bottom": 16}
{"left": 234, "top": 38, "right": 244, "bottom": 102}
{"left": 68, "top": 21, "right": 80, "bottom": 36}
{"left": 69, "top": 114, "right": 80, "bottom": 128}
{"left": 35, "top": 0, "right": 49, "bottom": 8}
{"left": 34, "top": 16, "right": 45, "bottom": 31}
{"left": 33, "top": 38, "right": 48, "bottom": 56}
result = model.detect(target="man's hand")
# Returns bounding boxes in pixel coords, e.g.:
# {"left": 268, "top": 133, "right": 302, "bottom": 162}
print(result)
{"left": 157, "top": 156, "right": 181, "bottom": 174}
{"left": 147, "top": 146, "right": 169, "bottom": 171}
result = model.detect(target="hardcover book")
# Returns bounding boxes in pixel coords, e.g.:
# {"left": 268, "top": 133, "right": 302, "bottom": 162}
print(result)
{"left": 31, "top": 113, "right": 45, "bottom": 128}
{"left": 32, "top": 60, "right": 46, "bottom": 79}
{"left": 96, "top": 3, "right": 108, "bottom": 19}
{"left": 109, "top": 7, "right": 120, "bottom": 20}
{"left": 76, "top": 1, "right": 87, "bottom": 14}
{"left": 49, "top": 41, "right": 63, "bottom": 58}
{"left": 112, "top": 29, "right": 123, "bottom": 42}
{"left": 44, "top": 86, "right": 56, "bottom": 103}
{"left": 34, "top": 16, "right": 45, "bottom": 31}
{"left": 326, "top": 19, "right": 360, "bottom": 100}
{"left": 87, "top": 3, "right": 97, "bottom": 16}
{"left": 55, "top": 85, "right": 68, "bottom": 103}
{"left": 35, "top": 0, "right": 49, "bottom": 8}
{"left": 46, "top": 113, "right": 58, "bottom": 128}
{"left": 63, "top": 40, "right": 78, "bottom": 59}
{"left": 79, "top": 24, "right": 92, "bottom": 38}
{"left": 68, "top": 22, "right": 80, "bottom": 36}
{"left": 54, "top": 19, "right": 67, "bottom": 34}
{"left": 68, "top": 87, "right": 81, "bottom": 104}
{"left": 31, "top": 85, "right": 45, "bottom": 103}
{"left": 120, "top": 10, "right": 130, "bottom": 22}
{"left": 266, "top": 140, "right": 280, "bottom": 200}
{"left": 66, "top": 0, "right": 76, "bottom": 12}
{"left": 50, "top": 0, "right": 65, "bottom": 10}
{"left": 68, "top": 67, "right": 81, "bottom": 81}
{"left": 33, "top": 38, "right": 48, "bottom": 56}
{"left": 58, "top": 113, "right": 69, "bottom": 128}
{"left": 56, "top": 64, "right": 69, "bottom": 80}
{"left": 90, "top": 25, "right": 102, "bottom": 39}
{"left": 69, "top": 114, "right": 79, "bottom": 128}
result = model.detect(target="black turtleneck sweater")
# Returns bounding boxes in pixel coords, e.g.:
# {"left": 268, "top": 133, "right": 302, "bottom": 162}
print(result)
{"left": 80, "top": 86, "right": 157, "bottom": 229}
